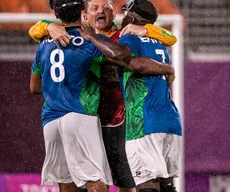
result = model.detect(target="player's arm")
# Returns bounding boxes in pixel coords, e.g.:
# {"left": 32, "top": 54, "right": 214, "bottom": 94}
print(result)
{"left": 78, "top": 26, "right": 131, "bottom": 63}
{"left": 30, "top": 45, "right": 43, "bottom": 95}
{"left": 109, "top": 56, "right": 174, "bottom": 76}
{"left": 109, "top": 55, "right": 175, "bottom": 86}
{"left": 29, "top": 20, "right": 51, "bottom": 43}
{"left": 28, "top": 20, "right": 71, "bottom": 46}
{"left": 119, "top": 24, "right": 177, "bottom": 46}
{"left": 115, "top": 34, "right": 175, "bottom": 84}
{"left": 30, "top": 72, "right": 42, "bottom": 95}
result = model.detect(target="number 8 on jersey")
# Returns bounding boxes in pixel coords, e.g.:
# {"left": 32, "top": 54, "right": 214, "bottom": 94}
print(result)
{"left": 50, "top": 49, "right": 65, "bottom": 82}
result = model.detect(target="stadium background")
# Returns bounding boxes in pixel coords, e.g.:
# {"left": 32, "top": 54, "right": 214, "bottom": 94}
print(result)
{"left": 0, "top": 0, "right": 230, "bottom": 191}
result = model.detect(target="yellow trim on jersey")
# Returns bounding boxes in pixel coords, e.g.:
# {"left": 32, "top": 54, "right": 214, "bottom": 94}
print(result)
{"left": 28, "top": 21, "right": 50, "bottom": 43}
{"left": 144, "top": 24, "right": 177, "bottom": 46}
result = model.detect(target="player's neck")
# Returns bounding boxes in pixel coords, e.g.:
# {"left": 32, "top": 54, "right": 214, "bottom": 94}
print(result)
{"left": 62, "top": 21, "right": 82, "bottom": 28}
{"left": 96, "top": 23, "right": 118, "bottom": 37}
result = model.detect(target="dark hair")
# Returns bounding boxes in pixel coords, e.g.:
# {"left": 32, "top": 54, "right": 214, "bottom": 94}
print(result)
{"left": 49, "top": 0, "right": 54, "bottom": 9}
{"left": 122, "top": 0, "right": 158, "bottom": 24}
{"left": 53, "top": 0, "right": 85, "bottom": 23}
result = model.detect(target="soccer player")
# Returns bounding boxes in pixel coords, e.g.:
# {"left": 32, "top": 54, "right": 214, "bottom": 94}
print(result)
{"left": 114, "top": 0, "right": 182, "bottom": 191}
{"left": 29, "top": 1, "right": 177, "bottom": 192}
{"left": 80, "top": 2, "right": 177, "bottom": 191}
{"left": 29, "top": 0, "right": 134, "bottom": 191}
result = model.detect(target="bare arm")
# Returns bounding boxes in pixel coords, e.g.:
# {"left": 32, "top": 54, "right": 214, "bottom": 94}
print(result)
{"left": 119, "top": 24, "right": 177, "bottom": 46}
{"left": 88, "top": 34, "right": 131, "bottom": 62}
{"left": 127, "top": 57, "right": 174, "bottom": 75}
{"left": 78, "top": 26, "right": 131, "bottom": 62}
{"left": 28, "top": 20, "right": 71, "bottom": 46}
{"left": 108, "top": 57, "right": 175, "bottom": 85}
{"left": 30, "top": 72, "right": 42, "bottom": 95}
{"left": 47, "top": 23, "right": 71, "bottom": 47}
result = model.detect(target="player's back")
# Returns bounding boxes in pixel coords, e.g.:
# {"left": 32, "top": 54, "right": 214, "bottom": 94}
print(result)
{"left": 36, "top": 27, "right": 102, "bottom": 127}
{"left": 134, "top": 36, "right": 171, "bottom": 110}
{"left": 118, "top": 34, "right": 182, "bottom": 139}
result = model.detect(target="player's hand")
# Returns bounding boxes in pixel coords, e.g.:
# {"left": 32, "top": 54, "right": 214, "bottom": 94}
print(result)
{"left": 47, "top": 23, "right": 71, "bottom": 48}
{"left": 119, "top": 24, "right": 147, "bottom": 37}
{"left": 77, "top": 25, "right": 97, "bottom": 41}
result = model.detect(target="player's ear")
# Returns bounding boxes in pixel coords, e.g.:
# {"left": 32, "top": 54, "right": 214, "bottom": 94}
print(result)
{"left": 83, "top": 13, "right": 89, "bottom": 24}
{"left": 131, "top": 15, "right": 136, "bottom": 24}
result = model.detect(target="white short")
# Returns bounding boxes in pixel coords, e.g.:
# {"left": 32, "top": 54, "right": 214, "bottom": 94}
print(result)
{"left": 41, "top": 112, "right": 113, "bottom": 187}
{"left": 160, "top": 133, "right": 181, "bottom": 178}
{"left": 125, "top": 133, "right": 181, "bottom": 185}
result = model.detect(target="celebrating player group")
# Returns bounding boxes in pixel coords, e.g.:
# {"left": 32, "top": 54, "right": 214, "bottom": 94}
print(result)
{"left": 29, "top": 0, "right": 182, "bottom": 192}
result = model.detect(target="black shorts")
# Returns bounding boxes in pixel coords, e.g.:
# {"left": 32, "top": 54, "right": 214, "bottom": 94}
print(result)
{"left": 102, "top": 123, "right": 136, "bottom": 189}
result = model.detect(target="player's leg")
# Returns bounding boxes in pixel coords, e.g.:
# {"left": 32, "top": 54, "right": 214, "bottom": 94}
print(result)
{"left": 118, "top": 188, "right": 136, "bottom": 192}
{"left": 125, "top": 134, "right": 169, "bottom": 192}
{"left": 102, "top": 123, "right": 136, "bottom": 192}
{"left": 160, "top": 134, "right": 181, "bottom": 192}
{"left": 139, "top": 188, "right": 159, "bottom": 192}
{"left": 42, "top": 119, "right": 78, "bottom": 192}
{"left": 61, "top": 112, "right": 112, "bottom": 192}
{"left": 138, "top": 178, "right": 160, "bottom": 191}
{"left": 87, "top": 181, "right": 109, "bottom": 192}
{"left": 59, "top": 183, "right": 79, "bottom": 192}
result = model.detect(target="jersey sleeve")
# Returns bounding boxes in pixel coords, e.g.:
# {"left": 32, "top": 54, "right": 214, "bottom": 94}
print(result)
{"left": 28, "top": 20, "right": 52, "bottom": 43}
{"left": 117, "top": 34, "right": 141, "bottom": 55}
{"left": 144, "top": 24, "right": 177, "bottom": 46}
{"left": 32, "top": 43, "right": 43, "bottom": 76}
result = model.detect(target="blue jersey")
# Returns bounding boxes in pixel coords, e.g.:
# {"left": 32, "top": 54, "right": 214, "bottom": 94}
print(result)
{"left": 32, "top": 28, "right": 107, "bottom": 127}
{"left": 117, "top": 34, "right": 182, "bottom": 140}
